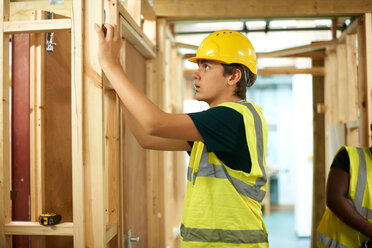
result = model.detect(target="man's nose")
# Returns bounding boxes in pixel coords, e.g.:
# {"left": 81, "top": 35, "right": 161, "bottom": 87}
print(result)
{"left": 192, "top": 70, "right": 200, "bottom": 80}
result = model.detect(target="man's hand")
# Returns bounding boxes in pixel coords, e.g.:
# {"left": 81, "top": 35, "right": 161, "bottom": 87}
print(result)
{"left": 94, "top": 23, "right": 123, "bottom": 70}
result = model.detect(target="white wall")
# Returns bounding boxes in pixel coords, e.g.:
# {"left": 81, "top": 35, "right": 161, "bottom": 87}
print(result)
{"left": 293, "top": 75, "right": 313, "bottom": 237}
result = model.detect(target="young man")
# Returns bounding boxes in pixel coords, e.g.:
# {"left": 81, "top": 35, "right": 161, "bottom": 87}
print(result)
{"left": 95, "top": 25, "right": 269, "bottom": 247}
{"left": 317, "top": 146, "right": 372, "bottom": 248}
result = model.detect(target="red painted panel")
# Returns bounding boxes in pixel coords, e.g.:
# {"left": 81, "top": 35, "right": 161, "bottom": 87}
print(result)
{"left": 11, "top": 34, "right": 31, "bottom": 247}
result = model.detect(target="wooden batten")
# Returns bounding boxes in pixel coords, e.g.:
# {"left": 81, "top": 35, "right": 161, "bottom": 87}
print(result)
{"left": 4, "top": 222, "right": 73, "bottom": 236}
{"left": 184, "top": 67, "right": 324, "bottom": 78}
{"left": 0, "top": 0, "right": 11, "bottom": 246}
{"left": 71, "top": 0, "right": 85, "bottom": 246}
{"left": 152, "top": 0, "right": 372, "bottom": 19}
{"left": 82, "top": 0, "right": 106, "bottom": 247}
{"left": 345, "top": 33, "right": 359, "bottom": 146}
{"left": 118, "top": 3, "right": 156, "bottom": 59}
{"left": 336, "top": 43, "right": 348, "bottom": 124}
{"left": 365, "top": 13, "right": 372, "bottom": 146}
{"left": 3, "top": 19, "right": 71, "bottom": 34}
{"left": 257, "top": 40, "right": 335, "bottom": 58}
{"left": 10, "top": 0, "right": 72, "bottom": 21}
{"left": 29, "top": 10, "right": 46, "bottom": 248}
{"left": 358, "top": 14, "right": 372, "bottom": 146}
{"left": 311, "top": 58, "right": 326, "bottom": 248}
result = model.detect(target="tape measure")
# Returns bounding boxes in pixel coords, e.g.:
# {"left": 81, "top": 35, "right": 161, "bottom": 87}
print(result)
{"left": 39, "top": 213, "right": 62, "bottom": 226}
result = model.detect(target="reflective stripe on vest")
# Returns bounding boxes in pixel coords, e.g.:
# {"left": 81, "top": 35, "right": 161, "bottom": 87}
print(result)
{"left": 317, "top": 231, "right": 348, "bottom": 248}
{"left": 354, "top": 148, "right": 372, "bottom": 219}
{"left": 186, "top": 102, "right": 267, "bottom": 202}
{"left": 181, "top": 224, "right": 268, "bottom": 244}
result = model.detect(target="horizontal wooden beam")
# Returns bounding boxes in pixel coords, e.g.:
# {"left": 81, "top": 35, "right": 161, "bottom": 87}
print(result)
{"left": 10, "top": 1, "right": 72, "bottom": 21}
{"left": 118, "top": 4, "right": 155, "bottom": 59}
{"left": 257, "top": 40, "right": 335, "bottom": 58}
{"left": 4, "top": 221, "right": 73, "bottom": 236}
{"left": 258, "top": 67, "right": 325, "bottom": 76}
{"left": 176, "top": 42, "right": 198, "bottom": 50}
{"left": 184, "top": 67, "right": 324, "bottom": 77}
{"left": 3, "top": 19, "right": 71, "bottom": 34}
{"left": 152, "top": 0, "right": 371, "bottom": 19}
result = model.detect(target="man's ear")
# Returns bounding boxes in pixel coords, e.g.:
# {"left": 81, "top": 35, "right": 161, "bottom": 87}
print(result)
{"left": 227, "top": 69, "right": 242, "bottom": 86}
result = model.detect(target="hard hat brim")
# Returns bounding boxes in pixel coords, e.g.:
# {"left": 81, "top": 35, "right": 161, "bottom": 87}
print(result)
{"left": 188, "top": 56, "right": 257, "bottom": 74}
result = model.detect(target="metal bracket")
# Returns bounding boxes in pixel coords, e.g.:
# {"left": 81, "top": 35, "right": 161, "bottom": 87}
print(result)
{"left": 10, "top": 189, "right": 18, "bottom": 200}
{"left": 46, "top": 12, "right": 56, "bottom": 52}
{"left": 50, "top": 0, "right": 64, "bottom": 5}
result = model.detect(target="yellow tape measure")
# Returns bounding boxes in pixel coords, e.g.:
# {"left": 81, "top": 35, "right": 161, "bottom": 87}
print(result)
{"left": 39, "top": 213, "right": 62, "bottom": 226}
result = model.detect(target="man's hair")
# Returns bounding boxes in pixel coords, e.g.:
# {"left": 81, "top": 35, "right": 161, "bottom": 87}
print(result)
{"left": 222, "top": 63, "right": 257, "bottom": 99}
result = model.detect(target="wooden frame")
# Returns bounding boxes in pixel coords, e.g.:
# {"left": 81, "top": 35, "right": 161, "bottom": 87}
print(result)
{"left": 0, "top": 0, "right": 158, "bottom": 247}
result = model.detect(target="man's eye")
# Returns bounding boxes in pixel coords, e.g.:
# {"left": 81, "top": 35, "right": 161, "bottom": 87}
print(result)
{"left": 204, "top": 64, "right": 210, "bottom": 70}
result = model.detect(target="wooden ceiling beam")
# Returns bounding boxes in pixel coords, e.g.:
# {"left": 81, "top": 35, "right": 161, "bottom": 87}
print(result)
{"left": 152, "top": 0, "right": 371, "bottom": 19}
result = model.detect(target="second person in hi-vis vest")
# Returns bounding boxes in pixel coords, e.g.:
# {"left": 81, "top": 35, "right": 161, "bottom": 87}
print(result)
{"left": 317, "top": 146, "right": 372, "bottom": 248}
{"left": 95, "top": 24, "right": 269, "bottom": 247}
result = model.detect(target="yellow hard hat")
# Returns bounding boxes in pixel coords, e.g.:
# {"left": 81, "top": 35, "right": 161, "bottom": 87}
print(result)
{"left": 188, "top": 30, "right": 257, "bottom": 74}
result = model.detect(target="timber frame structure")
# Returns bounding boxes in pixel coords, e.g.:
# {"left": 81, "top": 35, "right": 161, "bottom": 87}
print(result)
{"left": 0, "top": 1, "right": 372, "bottom": 248}
{"left": 0, "top": 0, "right": 185, "bottom": 247}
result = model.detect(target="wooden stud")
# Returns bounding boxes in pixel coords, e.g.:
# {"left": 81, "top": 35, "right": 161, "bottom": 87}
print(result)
{"left": 336, "top": 43, "right": 348, "bottom": 124}
{"left": 29, "top": 10, "right": 46, "bottom": 248}
{"left": 311, "top": 57, "right": 326, "bottom": 248}
{"left": 358, "top": 14, "right": 372, "bottom": 147}
{"left": 332, "top": 18, "right": 338, "bottom": 40}
{"left": 365, "top": 13, "right": 372, "bottom": 146}
{"left": 0, "top": 0, "right": 11, "bottom": 246}
{"left": 71, "top": 0, "right": 85, "bottom": 246}
{"left": 83, "top": 0, "right": 106, "bottom": 246}
{"left": 345, "top": 34, "right": 359, "bottom": 146}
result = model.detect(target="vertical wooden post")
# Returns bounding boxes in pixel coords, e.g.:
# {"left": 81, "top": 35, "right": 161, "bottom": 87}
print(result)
{"left": 71, "top": 0, "right": 85, "bottom": 246}
{"left": 83, "top": 0, "right": 106, "bottom": 246}
{"left": 345, "top": 34, "right": 359, "bottom": 146}
{"left": 311, "top": 58, "right": 326, "bottom": 248}
{"left": 365, "top": 13, "right": 372, "bottom": 146}
{"left": 0, "top": 0, "right": 11, "bottom": 246}
{"left": 358, "top": 14, "right": 372, "bottom": 147}
{"left": 29, "top": 11, "right": 46, "bottom": 247}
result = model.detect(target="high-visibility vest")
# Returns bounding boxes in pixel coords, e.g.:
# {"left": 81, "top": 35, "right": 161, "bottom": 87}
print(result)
{"left": 181, "top": 101, "right": 269, "bottom": 248}
{"left": 317, "top": 146, "right": 372, "bottom": 248}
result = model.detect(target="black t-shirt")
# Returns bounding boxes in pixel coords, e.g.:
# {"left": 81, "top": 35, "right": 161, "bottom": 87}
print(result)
{"left": 187, "top": 106, "right": 252, "bottom": 173}
{"left": 331, "top": 148, "right": 350, "bottom": 173}
{"left": 331, "top": 147, "right": 372, "bottom": 173}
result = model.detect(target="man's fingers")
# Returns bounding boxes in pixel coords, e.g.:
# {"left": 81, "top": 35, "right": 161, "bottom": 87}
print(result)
{"left": 113, "top": 24, "right": 120, "bottom": 41}
{"left": 105, "top": 24, "right": 114, "bottom": 41}
{"left": 94, "top": 23, "right": 105, "bottom": 41}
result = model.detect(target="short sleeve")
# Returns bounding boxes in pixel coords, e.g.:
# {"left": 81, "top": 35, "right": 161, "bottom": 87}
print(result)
{"left": 187, "top": 106, "right": 252, "bottom": 173}
{"left": 331, "top": 148, "right": 350, "bottom": 173}
{"left": 187, "top": 106, "right": 243, "bottom": 153}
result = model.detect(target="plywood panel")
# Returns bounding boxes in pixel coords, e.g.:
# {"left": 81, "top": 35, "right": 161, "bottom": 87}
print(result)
{"left": 123, "top": 40, "right": 148, "bottom": 248}
{"left": 44, "top": 27, "right": 73, "bottom": 248}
